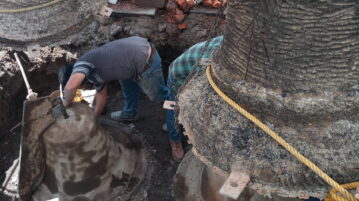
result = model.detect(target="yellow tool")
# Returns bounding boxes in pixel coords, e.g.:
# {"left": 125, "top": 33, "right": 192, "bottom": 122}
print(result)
{"left": 73, "top": 89, "right": 84, "bottom": 103}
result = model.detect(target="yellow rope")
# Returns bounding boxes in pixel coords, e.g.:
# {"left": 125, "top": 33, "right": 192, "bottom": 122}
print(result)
{"left": 325, "top": 183, "right": 359, "bottom": 201}
{"left": 205, "top": 65, "right": 358, "bottom": 201}
{"left": 0, "top": 0, "right": 63, "bottom": 13}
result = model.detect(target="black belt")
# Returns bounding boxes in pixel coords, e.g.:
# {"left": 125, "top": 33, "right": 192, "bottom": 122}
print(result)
{"left": 142, "top": 43, "right": 156, "bottom": 74}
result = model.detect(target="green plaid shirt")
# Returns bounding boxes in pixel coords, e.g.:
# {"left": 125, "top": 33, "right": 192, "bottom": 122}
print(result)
{"left": 168, "top": 35, "right": 223, "bottom": 94}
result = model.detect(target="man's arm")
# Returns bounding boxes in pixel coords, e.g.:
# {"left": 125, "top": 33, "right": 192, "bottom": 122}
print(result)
{"left": 94, "top": 84, "right": 108, "bottom": 117}
{"left": 63, "top": 73, "right": 86, "bottom": 107}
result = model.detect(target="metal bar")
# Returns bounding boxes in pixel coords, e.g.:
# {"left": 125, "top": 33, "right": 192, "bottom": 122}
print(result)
{"left": 14, "top": 53, "right": 31, "bottom": 93}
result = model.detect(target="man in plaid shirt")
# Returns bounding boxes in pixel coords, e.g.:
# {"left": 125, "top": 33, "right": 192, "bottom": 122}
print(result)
{"left": 166, "top": 35, "right": 223, "bottom": 161}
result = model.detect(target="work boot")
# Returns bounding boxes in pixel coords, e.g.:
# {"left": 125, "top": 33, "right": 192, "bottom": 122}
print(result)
{"left": 170, "top": 141, "right": 184, "bottom": 162}
{"left": 110, "top": 111, "right": 139, "bottom": 122}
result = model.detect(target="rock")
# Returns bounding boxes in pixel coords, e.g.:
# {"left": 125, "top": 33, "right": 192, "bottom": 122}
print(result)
{"left": 166, "top": 24, "right": 179, "bottom": 35}
{"left": 158, "top": 23, "right": 168, "bottom": 32}
{"left": 195, "top": 29, "right": 208, "bottom": 38}
{"left": 166, "top": 0, "right": 178, "bottom": 12}
{"left": 110, "top": 22, "right": 123, "bottom": 36}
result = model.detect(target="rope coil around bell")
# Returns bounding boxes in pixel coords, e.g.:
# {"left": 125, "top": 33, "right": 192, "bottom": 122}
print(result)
{"left": 205, "top": 65, "right": 358, "bottom": 201}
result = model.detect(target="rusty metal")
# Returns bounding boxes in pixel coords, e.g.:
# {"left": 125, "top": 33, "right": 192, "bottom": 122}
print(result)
{"left": 18, "top": 96, "right": 55, "bottom": 201}
{"left": 174, "top": 150, "right": 254, "bottom": 201}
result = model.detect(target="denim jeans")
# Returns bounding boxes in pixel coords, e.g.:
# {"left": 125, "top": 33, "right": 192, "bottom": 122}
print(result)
{"left": 119, "top": 49, "right": 168, "bottom": 116}
{"left": 166, "top": 73, "right": 183, "bottom": 142}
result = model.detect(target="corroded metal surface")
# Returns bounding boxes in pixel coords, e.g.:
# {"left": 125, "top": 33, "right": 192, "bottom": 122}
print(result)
{"left": 178, "top": 0, "right": 359, "bottom": 199}
{"left": 0, "top": 0, "right": 106, "bottom": 48}
{"left": 174, "top": 151, "right": 254, "bottom": 201}
{"left": 18, "top": 96, "right": 55, "bottom": 201}
{"left": 31, "top": 104, "right": 147, "bottom": 201}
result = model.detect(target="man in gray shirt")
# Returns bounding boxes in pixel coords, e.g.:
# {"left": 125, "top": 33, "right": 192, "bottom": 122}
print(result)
{"left": 59, "top": 36, "right": 168, "bottom": 120}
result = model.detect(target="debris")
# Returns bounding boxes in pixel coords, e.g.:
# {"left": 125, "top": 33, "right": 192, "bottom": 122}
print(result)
{"left": 202, "top": 0, "right": 226, "bottom": 8}
{"left": 166, "top": 0, "right": 178, "bottom": 12}
{"left": 26, "top": 44, "right": 41, "bottom": 58}
{"left": 178, "top": 23, "right": 188, "bottom": 30}
{"left": 174, "top": 13, "right": 186, "bottom": 23}
{"left": 203, "top": 0, "right": 213, "bottom": 7}
{"left": 212, "top": 0, "right": 222, "bottom": 8}
{"left": 176, "top": 0, "right": 196, "bottom": 12}
{"left": 166, "top": 24, "right": 178, "bottom": 35}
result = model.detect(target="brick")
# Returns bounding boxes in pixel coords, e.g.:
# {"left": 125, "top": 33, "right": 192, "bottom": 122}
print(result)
{"left": 166, "top": 24, "right": 178, "bottom": 35}
{"left": 213, "top": 0, "right": 222, "bottom": 8}
{"left": 177, "top": 0, "right": 196, "bottom": 12}
{"left": 186, "top": 0, "right": 195, "bottom": 8}
{"left": 176, "top": 0, "right": 186, "bottom": 9}
{"left": 166, "top": 16, "right": 175, "bottom": 24}
{"left": 174, "top": 14, "right": 186, "bottom": 23}
{"left": 178, "top": 23, "right": 187, "bottom": 30}
{"left": 203, "top": 0, "right": 213, "bottom": 7}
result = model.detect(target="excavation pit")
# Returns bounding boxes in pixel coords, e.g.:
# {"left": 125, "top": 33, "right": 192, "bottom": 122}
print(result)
{"left": 0, "top": 46, "right": 180, "bottom": 201}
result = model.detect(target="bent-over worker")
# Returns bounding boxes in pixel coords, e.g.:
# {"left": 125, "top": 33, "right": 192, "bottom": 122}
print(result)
{"left": 166, "top": 35, "right": 224, "bottom": 161}
{"left": 58, "top": 36, "right": 168, "bottom": 119}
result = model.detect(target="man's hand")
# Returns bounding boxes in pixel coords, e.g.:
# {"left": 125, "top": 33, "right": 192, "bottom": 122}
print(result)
{"left": 63, "top": 73, "right": 86, "bottom": 107}
{"left": 94, "top": 85, "right": 108, "bottom": 117}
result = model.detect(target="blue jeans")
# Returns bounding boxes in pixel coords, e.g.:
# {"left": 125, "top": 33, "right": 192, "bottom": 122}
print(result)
{"left": 166, "top": 74, "right": 183, "bottom": 142}
{"left": 119, "top": 50, "right": 168, "bottom": 116}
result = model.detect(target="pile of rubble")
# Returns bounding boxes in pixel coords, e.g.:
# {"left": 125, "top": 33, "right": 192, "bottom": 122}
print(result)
{"left": 165, "top": 0, "right": 226, "bottom": 30}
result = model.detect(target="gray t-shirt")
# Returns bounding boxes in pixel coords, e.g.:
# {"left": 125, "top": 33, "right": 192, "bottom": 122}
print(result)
{"left": 72, "top": 36, "right": 150, "bottom": 91}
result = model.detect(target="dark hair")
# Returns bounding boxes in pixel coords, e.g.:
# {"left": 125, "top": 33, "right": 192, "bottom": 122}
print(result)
{"left": 58, "top": 64, "right": 74, "bottom": 87}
